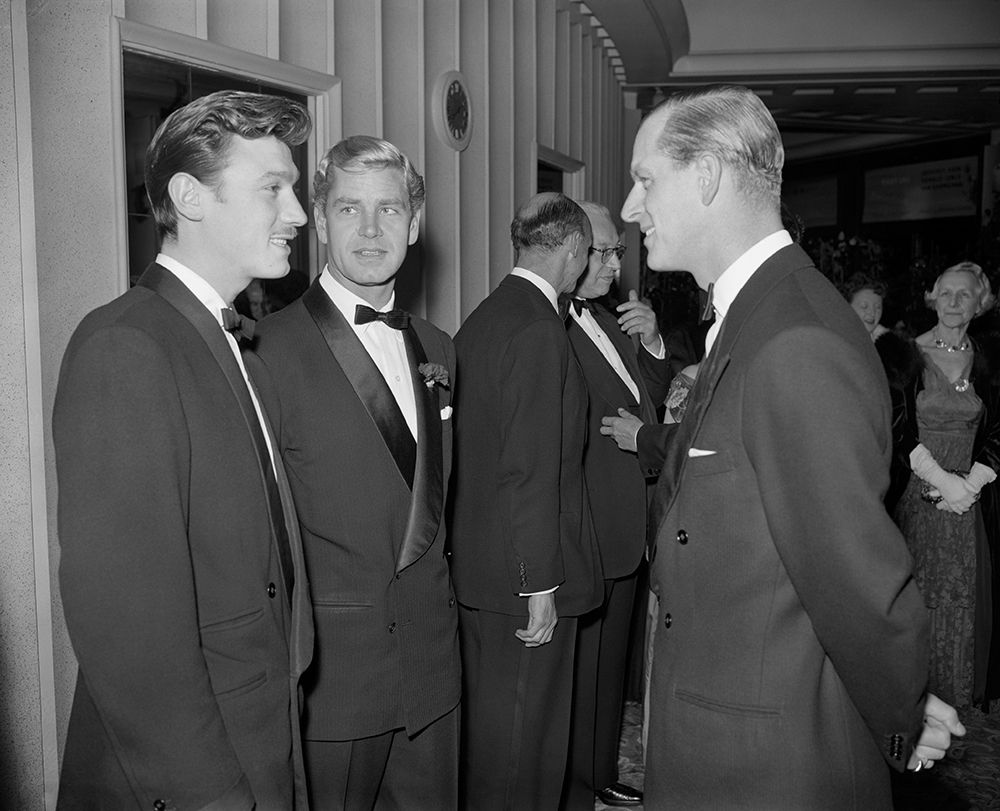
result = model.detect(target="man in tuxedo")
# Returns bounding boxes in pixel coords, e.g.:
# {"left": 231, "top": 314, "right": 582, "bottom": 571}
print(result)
{"left": 624, "top": 84, "right": 964, "bottom": 810}
{"left": 450, "top": 192, "right": 604, "bottom": 810}
{"left": 53, "top": 90, "right": 314, "bottom": 810}
{"left": 560, "top": 202, "right": 670, "bottom": 810}
{"left": 252, "top": 135, "right": 460, "bottom": 810}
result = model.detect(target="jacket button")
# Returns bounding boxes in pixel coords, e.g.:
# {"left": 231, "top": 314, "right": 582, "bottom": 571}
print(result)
{"left": 153, "top": 801, "right": 166, "bottom": 811}
{"left": 663, "top": 613, "right": 672, "bottom": 629}
{"left": 448, "top": 597, "right": 456, "bottom": 608}
{"left": 677, "top": 529, "right": 688, "bottom": 545}
{"left": 266, "top": 582, "right": 276, "bottom": 599}
{"left": 387, "top": 622, "right": 397, "bottom": 633}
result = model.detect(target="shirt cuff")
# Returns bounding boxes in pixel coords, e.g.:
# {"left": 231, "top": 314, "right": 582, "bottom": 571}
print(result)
{"left": 642, "top": 335, "right": 665, "bottom": 359}
{"left": 519, "top": 585, "right": 559, "bottom": 597}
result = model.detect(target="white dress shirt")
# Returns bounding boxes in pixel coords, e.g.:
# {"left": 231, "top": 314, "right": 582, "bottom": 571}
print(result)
{"left": 703, "top": 230, "right": 793, "bottom": 355}
{"left": 319, "top": 267, "right": 418, "bottom": 440}
{"left": 156, "top": 252, "right": 277, "bottom": 473}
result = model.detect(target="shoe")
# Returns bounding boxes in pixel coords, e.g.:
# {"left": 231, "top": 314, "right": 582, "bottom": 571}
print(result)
{"left": 596, "top": 782, "right": 643, "bottom": 807}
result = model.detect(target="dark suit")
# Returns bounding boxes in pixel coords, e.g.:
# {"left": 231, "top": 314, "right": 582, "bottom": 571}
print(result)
{"left": 451, "top": 273, "right": 603, "bottom": 810}
{"left": 644, "top": 244, "right": 930, "bottom": 810}
{"left": 561, "top": 303, "right": 670, "bottom": 808}
{"left": 252, "top": 278, "right": 460, "bottom": 808}
{"left": 54, "top": 262, "right": 313, "bottom": 811}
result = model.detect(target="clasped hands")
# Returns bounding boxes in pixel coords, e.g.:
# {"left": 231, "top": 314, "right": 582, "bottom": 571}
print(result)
{"left": 907, "top": 693, "right": 966, "bottom": 771}
{"left": 923, "top": 471, "right": 981, "bottom": 514}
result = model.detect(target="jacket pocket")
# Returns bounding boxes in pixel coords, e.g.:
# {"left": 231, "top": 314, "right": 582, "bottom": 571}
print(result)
{"left": 675, "top": 687, "right": 781, "bottom": 719}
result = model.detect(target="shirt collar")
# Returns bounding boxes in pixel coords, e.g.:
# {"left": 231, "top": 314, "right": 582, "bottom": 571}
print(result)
{"left": 156, "top": 252, "right": 230, "bottom": 326}
{"left": 510, "top": 267, "right": 560, "bottom": 314}
{"left": 711, "top": 230, "right": 792, "bottom": 321}
{"left": 319, "top": 265, "right": 397, "bottom": 325}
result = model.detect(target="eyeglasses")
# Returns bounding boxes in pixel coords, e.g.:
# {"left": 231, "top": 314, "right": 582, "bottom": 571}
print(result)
{"left": 589, "top": 244, "right": 626, "bottom": 264}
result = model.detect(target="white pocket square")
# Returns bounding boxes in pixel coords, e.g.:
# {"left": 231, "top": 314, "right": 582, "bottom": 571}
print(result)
{"left": 688, "top": 447, "right": 716, "bottom": 457}
{"left": 440, "top": 406, "right": 453, "bottom": 420}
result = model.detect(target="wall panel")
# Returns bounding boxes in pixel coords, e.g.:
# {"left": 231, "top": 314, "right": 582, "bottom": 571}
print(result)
{"left": 333, "top": 0, "right": 382, "bottom": 136}
{"left": 513, "top": 0, "right": 537, "bottom": 209}
{"left": 124, "top": 0, "right": 204, "bottom": 37}
{"left": 420, "top": 0, "right": 461, "bottom": 330}
{"left": 554, "top": 8, "right": 570, "bottom": 155}
{"left": 208, "top": 0, "right": 273, "bottom": 57}
{"left": 2, "top": 4, "right": 53, "bottom": 808}
{"left": 279, "top": 0, "right": 331, "bottom": 72}
{"left": 487, "top": 0, "right": 515, "bottom": 288}
{"left": 536, "top": 0, "right": 556, "bottom": 148}
{"left": 458, "top": 0, "right": 491, "bottom": 317}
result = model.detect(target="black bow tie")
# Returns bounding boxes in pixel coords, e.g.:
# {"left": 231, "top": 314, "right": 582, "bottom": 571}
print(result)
{"left": 221, "top": 307, "right": 256, "bottom": 341}
{"left": 354, "top": 304, "right": 410, "bottom": 330}
{"left": 571, "top": 298, "right": 594, "bottom": 317}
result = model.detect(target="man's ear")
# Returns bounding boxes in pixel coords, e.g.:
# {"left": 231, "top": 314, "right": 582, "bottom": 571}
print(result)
{"left": 168, "top": 173, "right": 205, "bottom": 224}
{"left": 407, "top": 209, "right": 422, "bottom": 246}
{"left": 314, "top": 204, "right": 329, "bottom": 246}
{"left": 695, "top": 154, "right": 723, "bottom": 206}
{"left": 566, "top": 229, "right": 585, "bottom": 258}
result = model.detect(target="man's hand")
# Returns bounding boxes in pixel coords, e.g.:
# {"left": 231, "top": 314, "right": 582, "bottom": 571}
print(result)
{"left": 515, "top": 593, "right": 558, "bottom": 647}
{"left": 616, "top": 290, "right": 662, "bottom": 352}
{"left": 907, "top": 693, "right": 966, "bottom": 771}
{"left": 600, "top": 408, "right": 644, "bottom": 452}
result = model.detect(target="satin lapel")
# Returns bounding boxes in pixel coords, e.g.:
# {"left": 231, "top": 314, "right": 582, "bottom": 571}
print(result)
{"left": 395, "top": 326, "right": 444, "bottom": 573}
{"left": 566, "top": 319, "right": 633, "bottom": 416}
{"left": 594, "top": 305, "right": 657, "bottom": 423}
{"left": 301, "top": 281, "right": 416, "bottom": 489}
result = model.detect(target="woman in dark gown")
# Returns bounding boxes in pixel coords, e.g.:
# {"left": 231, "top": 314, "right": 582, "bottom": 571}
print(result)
{"left": 892, "top": 262, "right": 1000, "bottom": 712}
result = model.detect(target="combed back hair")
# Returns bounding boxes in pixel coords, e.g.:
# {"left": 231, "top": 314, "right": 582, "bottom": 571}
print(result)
{"left": 511, "top": 193, "right": 589, "bottom": 253}
{"left": 924, "top": 261, "right": 996, "bottom": 315}
{"left": 145, "top": 90, "right": 311, "bottom": 242}
{"left": 841, "top": 273, "right": 887, "bottom": 302}
{"left": 651, "top": 85, "right": 783, "bottom": 205}
{"left": 313, "top": 135, "right": 425, "bottom": 214}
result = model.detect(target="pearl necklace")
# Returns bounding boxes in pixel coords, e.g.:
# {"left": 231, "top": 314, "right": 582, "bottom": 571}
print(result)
{"left": 933, "top": 329, "right": 970, "bottom": 353}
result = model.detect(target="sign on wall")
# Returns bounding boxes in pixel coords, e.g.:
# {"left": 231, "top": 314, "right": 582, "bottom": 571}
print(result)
{"left": 863, "top": 156, "right": 979, "bottom": 223}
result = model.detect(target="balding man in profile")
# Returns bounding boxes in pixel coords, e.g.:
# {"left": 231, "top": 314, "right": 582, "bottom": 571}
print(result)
{"left": 450, "top": 193, "right": 604, "bottom": 810}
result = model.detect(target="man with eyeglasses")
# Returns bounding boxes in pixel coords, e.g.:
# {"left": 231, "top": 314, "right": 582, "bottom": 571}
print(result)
{"left": 560, "top": 202, "right": 671, "bottom": 810}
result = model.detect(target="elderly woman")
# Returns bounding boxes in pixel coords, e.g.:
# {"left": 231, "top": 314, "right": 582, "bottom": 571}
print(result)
{"left": 894, "top": 261, "right": 1000, "bottom": 712}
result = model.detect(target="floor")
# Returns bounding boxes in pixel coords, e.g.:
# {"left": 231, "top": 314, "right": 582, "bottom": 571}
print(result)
{"left": 602, "top": 701, "right": 1000, "bottom": 810}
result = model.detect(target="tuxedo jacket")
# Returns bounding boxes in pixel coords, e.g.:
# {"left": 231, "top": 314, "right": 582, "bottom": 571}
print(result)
{"left": 54, "top": 263, "right": 313, "bottom": 811}
{"left": 567, "top": 303, "right": 671, "bottom": 579}
{"left": 450, "top": 274, "right": 603, "bottom": 617}
{"left": 252, "top": 279, "right": 460, "bottom": 742}
{"left": 644, "top": 245, "right": 930, "bottom": 810}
